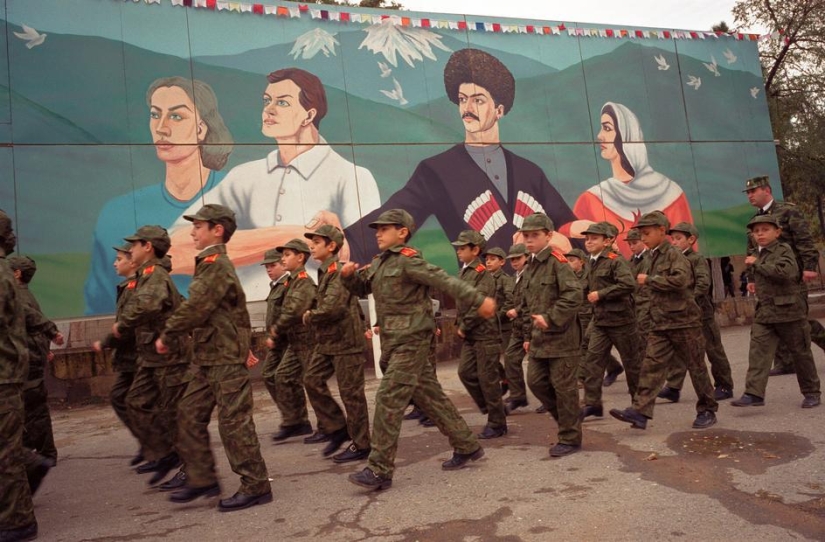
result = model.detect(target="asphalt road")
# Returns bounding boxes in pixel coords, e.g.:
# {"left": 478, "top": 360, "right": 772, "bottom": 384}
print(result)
{"left": 31, "top": 323, "right": 825, "bottom": 541}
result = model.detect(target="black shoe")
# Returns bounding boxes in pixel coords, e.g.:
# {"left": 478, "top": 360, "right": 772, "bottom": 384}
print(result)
{"left": 581, "top": 405, "right": 603, "bottom": 419}
{"left": 0, "top": 522, "right": 37, "bottom": 542}
{"left": 692, "top": 411, "right": 717, "bottom": 429}
{"left": 169, "top": 483, "right": 221, "bottom": 503}
{"left": 148, "top": 452, "right": 182, "bottom": 486}
{"left": 657, "top": 387, "right": 680, "bottom": 403}
{"left": 603, "top": 367, "right": 624, "bottom": 387}
{"left": 348, "top": 467, "right": 392, "bottom": 491}
{"left": 609, "top": 408, "right": 648, "bottom": 430}
{"left": 769, "top": 367, "right": 794, "bottom": 376}
{"left": 403, "top": 408, "right": 423, "bottom": 420}
{"left": 322, "top": 428, "right": 350, "bottom": 457}
{"left": 332, "top": 444, "right": 371, "bottom": 464}
{"left": 129, "top": 450, "right": 145, "bottom": 467}
{"left": 478, "top": 425, "right": 507, "bottom": 439}
{"left": 505, "top": 398, "right": 529, "bottom": 415}
{"left": 218, "top": 491, "right": 273, "bottom": 512}
{"left": 158, "top": 471, "right": 187, "bottom": 492}
{"left": 272, "top": 422, "right": 313, "bottom": 442}
{"left": 419, "top": 417, "right": 435, "bottom": 427}
{"left": 549, "top": 443, "right": 581, "bottom": 457}
{"left": 731, "top": 393, "right": 765, "bottom": 407}
{"left": 26, "top": 454, "right": 52, "bottom": 496}
{"left": 714, "top": 386, "right": 734, "bottom": 401}
{"left": 535, "top": 404, "right": 547, "bottom": 414}
{"left": 135, "top": 460, "right": 159, "bottom": 474}
{"left": 442, "top": 447, "right": 485, "bottom": 470}
{"left": 802, "top": 394, "right": 821, "bottom": 409}
{"left": 303, "top": 431, "right": 330, "bottom": 444}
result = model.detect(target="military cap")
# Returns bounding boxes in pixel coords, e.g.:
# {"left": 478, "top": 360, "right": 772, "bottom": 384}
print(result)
{"left": 183, "top": 203, "right": 237, "bottom": 224}
{"left": 124, "top": 225, "right": 171, "bottom": 255}
{"left": 582, "top": 222, "right": 611, "bottom": 237}
{"left": 261, "top": 248, "right": 283, "bottom": 265}
{"left": 747, "top": 214, "right": 781, "bottom": 230}
{"left": 635, "top": 211, "right": 670, "bottom": 229}
{"left": 564, "top": 248, "right": 587, "bottom": 261}
{"left": 669, "top": 222, "right": 700, "bottom": 238}
{"left": 507, "top": 243, "right": 528, "bottom": 259}
{"left": 483, "top": 247, "right": 507, "bottom": 260}
{"left": 603, "top": 222, "right": 619, "bottom": 238}
{"left": 368, "top": 208, "right": 416, "bottom": 234}
{"left": 519, "top": 212, "right": 555, "bottom": 232}
{"left": 159, "top": 255, "right": 173, "bottom": 272}
{"left": 112, "top": 242, "right": 133, "bottom": 253}
{"left": 625, "top": 228, "right": 642, "bottom": 241}
{"left": 743, "top": 175, "right": 770, "bottom": 192}
{"left": 8, "top": 255, "right": 35, "bottom": 274}
{"left": 276, "top": 238, "right": 311, "bottom": 254}
{"left": 0, "top": 209, "right": 12, "bottom": 238}
{"left": 304, "top": 224, "right": 344, "bottom": 247}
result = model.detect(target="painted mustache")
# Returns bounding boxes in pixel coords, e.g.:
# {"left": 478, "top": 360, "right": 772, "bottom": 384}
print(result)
{"left": 462, "top": 112, "right": 480, "bottom": 121}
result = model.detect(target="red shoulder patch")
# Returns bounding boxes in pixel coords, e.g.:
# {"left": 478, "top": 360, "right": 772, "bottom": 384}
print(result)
{"left": 400, "top": 247, "right": 418, "bottom": 257}
{"left": 297, "top": 271, "right": 309, "bottom": 279}
{"left": 475, "top": 263, "right": 486, "bottom": 273}
{"left": 551, "top": 251, "right": 568, "bottom": 263}
{"left": 203, "top": 254, "right": 220, "bottom": 264}
{"left": 126, "top": 280, "right": 137, "bottom": 290}
{"left": 607, "top": 252, "right": 618, "bottom": 260}
{"left": 328, "top": 262, "right": 337, "bottom": 273}
{"left": 143, "top": 265, "right": 155, "bottom": 275}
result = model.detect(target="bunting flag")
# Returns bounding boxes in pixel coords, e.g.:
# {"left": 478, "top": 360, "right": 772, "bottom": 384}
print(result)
{"left": 120, "top": 0, "right": 775, "bottom": 42}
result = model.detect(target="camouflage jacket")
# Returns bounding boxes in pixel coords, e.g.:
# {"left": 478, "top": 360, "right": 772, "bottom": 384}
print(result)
{"left": 272, "top": 264, "right": 316, "bottom": 345}
{"left": 747, "top": 200, "right": 820, "bottom": 277}
{"left": 752, "top": 240, "right": 805, "bottom": 324}
{"left": 265, "top": 273, "right": 289, "bottom": 331}
{"left": 683, "top": 248, "right": 714, "bottom": 320}
{"left": 342, "top": 243, "right": 485, "bottom": 348}
{"left": 630, "top": 250, "right": 651, "bottom": 327}
{"left": 161, "top": 245, "right": 251, "bottom": 366}
{"left": 307, "top": 257, "right": 365, "bottom": 355}
{"left": 16, "top": 284, "right": 58, "bottom": 381}
{"left": 645, "top": 242, "right": 701, "bottom": 331}
{"left": 490, "top": 268, "right": 514, "bottom": 333}
{"left": 457, "top": 258, "right": 499, "bottom": 342}
{"left": 573, "top": 267, "right": 593, "bottom": 317}
{"left": 588, "top": 249, "right": 636, "bottom": 327}
{"left": 118, "top": 258, "right": 186, "bottom": 367}
{"left": 102, "top": 277, "right": 139, "bottom": 372}
{"left": 509, "top": 269, "right": 527, "bottom": 340}
{"left": 0, "top": 255, "right": 29, "bottom": 384}
{"left": 519, "top": 246, "right": 582, "bottom": 358}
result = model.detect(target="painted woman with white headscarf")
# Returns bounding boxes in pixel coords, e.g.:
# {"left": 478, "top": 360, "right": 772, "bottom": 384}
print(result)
{"left": 567, "top": 102, "right": 693, "bottom": 257}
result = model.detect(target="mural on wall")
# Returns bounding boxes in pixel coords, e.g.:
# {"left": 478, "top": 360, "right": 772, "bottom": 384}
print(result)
{"left": 0, "top": 0, "right": 779, "bottom": 317}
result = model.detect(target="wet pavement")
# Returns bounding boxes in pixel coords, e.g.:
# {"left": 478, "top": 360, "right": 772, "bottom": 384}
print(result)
{"left": 32, "top": 323, "right": 825, "bottom": 541}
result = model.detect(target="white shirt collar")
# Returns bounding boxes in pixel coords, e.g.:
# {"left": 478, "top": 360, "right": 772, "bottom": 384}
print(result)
{"left": 266, "top": 136, "right": 332, "bottom": 180}
{"left": 762, "top": 199, "right": 775, "bottom": 213}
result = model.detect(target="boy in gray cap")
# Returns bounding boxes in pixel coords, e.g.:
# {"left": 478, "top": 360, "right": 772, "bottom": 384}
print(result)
{"left": 502, "top": 244, "right": 530, "bottom": 413}
{"left": 259, "top": 249, "right": 290, "bottom": 425}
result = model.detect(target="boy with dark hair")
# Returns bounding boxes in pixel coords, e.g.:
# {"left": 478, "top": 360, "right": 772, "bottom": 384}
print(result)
{"left": 659, "top": 223, "right": 734, "bottom": 402}
{"left": 502, "top": 244, "right": 530, "bottom": 413}
{"left": 269, "top": 238, "right": 317, "bottom": 442}
{"left": 610, "top": 212, "right": 718, "bottom": 430}
{"left": 579, "top": 222, "right": 641, "bottom": 420}
{"left": 341, "top": 209, "right": 495, "bottom": 491}
{"left": 259, "top": 249, "right": 290, "bottom": 427}
{"left": 732, "top": 215, "right": 821, "bottom": 408}
{"left": 452, "top": 230, "right": 507, "bottom": 439}
{"left": 157, "top": 204, "right": 271, "bottom": 511}
{"left": 302, "top": 225, "right": 371, "bottom": 462}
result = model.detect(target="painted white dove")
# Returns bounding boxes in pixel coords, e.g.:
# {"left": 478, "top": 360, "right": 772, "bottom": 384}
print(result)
{"left": 654, "top": 54, "right": 670, "bottom": 71}
{"left": 380, "top": 77, "right": 408, "bottom": 106}
{"left": 686, "top": 75, "right": 702, "bottom": 90}
{"left": 723, "top": 48, "right": 737, "bottom": 64}
{"left": 13, "top": 24, "right": 46, "bottom": 49}
{"left": 750, "top": 87, "right": 761, "bottom": 99}
{"left": 703, "top": 55, "right": 721, "bottom": 77}
{"left": 378, "top": 61, "right": 392, "bottom": 78}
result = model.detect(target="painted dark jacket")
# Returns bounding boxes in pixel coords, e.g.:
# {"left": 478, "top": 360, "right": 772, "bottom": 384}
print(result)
{"left": 102, "top": 277, "right": 139, "bottom": 372}
{"left": 645, "top": 242, "right": 701, "bottom": 331}
{"left": 457, "top": 258, "right": 498, "bottom": 341}
{"left": 16, "top": 284, "right": 58, "bottom": 381}
{"left": 588, "top": 248, "right": 636, "bottom": 327}
{"left": 345, "top": 145, "right": 577, "bottom": 263}
{"left": 307, "top": 257, "right": 364, "bottom": 355}
{"left": 751, "top": 240, "right": 806, "bottom": 324}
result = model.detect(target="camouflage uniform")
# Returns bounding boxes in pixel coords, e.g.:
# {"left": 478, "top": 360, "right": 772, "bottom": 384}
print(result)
{"left": 628, "top": 244, "right": 652, "bottom": 360}
{"left": 742, "top": 218, "right": 820, "bottom": 400}
{"left": 260, "top": 250, "right": 289, "bottom": 409}
{"left": 160, "top": 240, "right": 269, "bottom": 496}
{"left": 519, "top": 215, "right": 583, "bottom": 448}
{"left": 342, "top": 217, "right": 483, "bottom": 480}
{"left": 304, "top": 250, "right": 370, "bottom": 451}
{"left": 502, "top": 247, "right": 528, "bottom": 404}
{"left": 581, "top": 242, "right": 641, "bottom": 409}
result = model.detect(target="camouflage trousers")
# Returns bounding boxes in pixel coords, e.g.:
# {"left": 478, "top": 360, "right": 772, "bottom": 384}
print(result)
{"left": 22, "top": 379, "right": 56, "bottom": 461}
{"left": 502, "top": 332, "right": 527, "bottom": 402}
{"left": 0, "top": 384, "right": 35, "bottom": 531}
{"left": 774, "top": 319, "right": 825, "bottom": 371}
{"left": 746, "top": 320, "right": 820, "bottom": 400}
{"left": 126, "top": 363, "right": 192, "bottom": 462}
{"left": 579, "top": 315, "right": 622, "bottom": 381}
{"left": 261, "top": 344, "right": 287, "bottom": 408}
{"left": 177, "top": 364, "right": 270, "bottom": 495}
{"left": 526, "top": 354, "right": 582, "bottom": 446}
{"left": 110, "top": 370, "right": 140, "bottom": 442}
{"left": 304, "top": 351, "right": 370, "bottom": 450}
{"left": 273, "top": 342, "right": 312, "bottom": 428}
{"left": 458, "top": 339, "right": 506, "bottom": 429}
{"left": 632, "top": 328, "right": 717, "bottom": 419}
{"left": 369, "top": 335, "right": 479, "bottom": 479}
{"left": 666, "top": 317, "right": 734, "bottom": 391}
{"left": 582, "top": 322, "right": 641, "bottom": 408}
